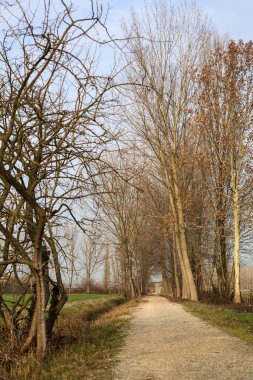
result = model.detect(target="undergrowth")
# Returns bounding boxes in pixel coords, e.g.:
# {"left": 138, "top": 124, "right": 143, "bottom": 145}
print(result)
{"left": 0, "top": 296, "right": 135, "bottom": 380}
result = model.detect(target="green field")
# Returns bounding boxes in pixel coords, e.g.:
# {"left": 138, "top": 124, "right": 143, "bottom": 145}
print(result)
{"left": 2, "top": 293, "right": 112, "bottom": 307}
{"left": 67, "top": 293, "right": 111, "bottom": 302}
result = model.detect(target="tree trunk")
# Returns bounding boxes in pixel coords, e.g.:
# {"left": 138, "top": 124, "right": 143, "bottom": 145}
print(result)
{"left": 35, "top": 271, "right": 47, "bottom": 360}
{"left": 45, "top": 228, "right": 67, "bottom": 339}
{"left": 34, "top": 217, "right": 47, "bottom": 360}
{"left": 162, "top": 270, "right": 173, "bottom": 297}
{"left": 21, "top": 216, "right": 47, "bottom": 359}
{"left": 172, "top": 160, "right": 198, "bottom": 301}
{"left": 172, "top": 240, "right": 181, "bottom": 298}
{"left": 161, "top": 151, "right": 197, "bottom": 301}
{"left": 215, "top": 210, "right": 229, "bottom": 301}
{"left": 233, "top": 186, "right": 241, "bottom": 303}
{"left": 129, "top": 270, "right": 136, "bottom": 299}
{"left": 21, "top": 299, "right": 38, "bottom": 353}
{"left": 86, "top": 274, "right": 91, "bottom": 294}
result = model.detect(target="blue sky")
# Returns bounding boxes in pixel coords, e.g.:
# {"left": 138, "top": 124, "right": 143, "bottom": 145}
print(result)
{"left": 198, "top": 0, "right": 253, "bottom": 40}
{"left": 73, "top": 0, "right": 253, "bottom": 74}
{"left": 79, "top": 0, "right": 253, "bottom": 41}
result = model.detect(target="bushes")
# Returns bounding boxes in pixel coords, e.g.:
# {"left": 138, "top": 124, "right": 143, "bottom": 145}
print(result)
{"left": 0, "top": 295, "right": 125, "bottom": 379}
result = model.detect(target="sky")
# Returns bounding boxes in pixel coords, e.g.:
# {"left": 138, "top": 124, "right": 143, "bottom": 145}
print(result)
{"left": 73, "top": 0, "right": 253, "bottom": 280}
{"left": 82, "top": 0, "right": 253, "bottom": 42}
{"left": 2, "top": 0, "right": 252, "bottom": 282}
{"left": 198, "top": 0, "right": 253, "bottom": 40}
{"left": 70, "top": 0, "right": 253, "bottom": 79}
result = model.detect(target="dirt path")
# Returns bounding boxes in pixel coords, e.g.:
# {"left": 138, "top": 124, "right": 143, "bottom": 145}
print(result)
{"left": 113, "top": 296, "right": 253, "bottom": 380}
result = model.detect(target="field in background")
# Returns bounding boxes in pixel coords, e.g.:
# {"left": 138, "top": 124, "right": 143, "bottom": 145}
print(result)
{"left": 2, "top": 293, "right": 113, "bottom": 307}
{"left": 67, "top": 294, "right": 112, "bottom": 302}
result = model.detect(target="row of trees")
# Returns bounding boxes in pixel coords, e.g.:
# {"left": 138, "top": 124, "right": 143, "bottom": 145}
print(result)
{"left": 1, "top": 0, "right": 253, "bottom": 360}
{"left": 97, "top": 2, "right": 253, "bottom": 304}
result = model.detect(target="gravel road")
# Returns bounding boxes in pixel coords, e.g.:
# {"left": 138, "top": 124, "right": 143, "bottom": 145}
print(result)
{"left": 113, "top": 296, "right": 253, "bottom": 380}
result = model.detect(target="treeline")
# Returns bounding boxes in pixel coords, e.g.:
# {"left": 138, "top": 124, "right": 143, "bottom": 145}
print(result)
{"left": 0, "top": 0, "right": 253, "bottom": 360}
{"left": 97, "top": 2, "right": 253, "bottom": 304}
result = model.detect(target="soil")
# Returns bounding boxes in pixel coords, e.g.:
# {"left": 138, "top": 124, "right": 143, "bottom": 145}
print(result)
{"left": 113, "top": 296, "right": 253, "bottom": 380}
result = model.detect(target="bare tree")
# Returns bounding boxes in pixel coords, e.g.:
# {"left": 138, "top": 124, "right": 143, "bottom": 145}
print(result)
{"left": 96, "top": 150, "right": 157, "bottom": 299}
{"left": 121, "top": 1, "right": 212, "bottom": 300}
{"left": 196, "top": 40, "right": 253, "bottom": 303}
{"left": 64, "top": 225, "right": 79, "bottom": 294}
{"left": 0, "top": 0, "right": 117, "bottom": 358}
{"left": 103, "top": 245, "right": 111, "bottom": 292}
{"left": 82, "top": 234, "right": 103, "bottom": 294}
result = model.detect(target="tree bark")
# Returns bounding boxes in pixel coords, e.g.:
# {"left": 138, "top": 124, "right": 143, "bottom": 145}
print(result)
{"left": 172, "top": 240, "right": 181, "bottom": 298}
{"left": 233, "top": 186, "right": 241, "bottom": 303}
{"left": 34, "top": 216, "right": 47, "bottom": 360}
{"left": 172, "top": 159, "right": 198, "bottom": 301}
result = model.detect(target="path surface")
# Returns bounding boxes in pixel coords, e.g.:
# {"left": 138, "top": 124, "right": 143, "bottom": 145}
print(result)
{"left": 113, "top": 296, "right": 253, "bottom": 380}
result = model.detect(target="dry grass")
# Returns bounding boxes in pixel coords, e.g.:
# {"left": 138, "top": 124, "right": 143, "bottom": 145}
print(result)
{"left": 0, "top": 296, "right": 137, "bottom": 380}
{"left": 184, "top": 301, "right": 253, "bottom": 345}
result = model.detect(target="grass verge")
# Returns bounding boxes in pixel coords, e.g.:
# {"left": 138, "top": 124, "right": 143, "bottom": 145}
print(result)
{"left": 4, "top": 296, "right": 137, "bottom": 380}
{"left": 183, "top": 301, "right": 253, "bottom": 345}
